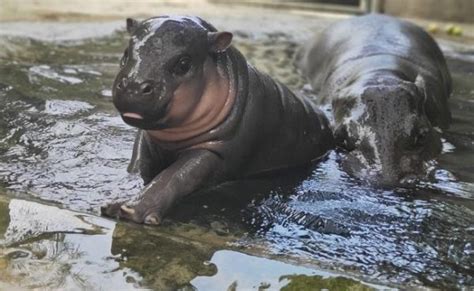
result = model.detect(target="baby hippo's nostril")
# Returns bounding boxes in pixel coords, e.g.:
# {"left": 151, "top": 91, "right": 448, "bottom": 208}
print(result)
{"left": 117, "top": 77, "right": 128, "bottom": 90}
{"left": 140, "top": 82, "right": 153, "bottom": 95}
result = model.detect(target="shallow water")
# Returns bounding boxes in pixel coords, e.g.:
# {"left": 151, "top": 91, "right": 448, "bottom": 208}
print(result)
{"left": 0, "top": 18, "right": 473, "bottom": 290}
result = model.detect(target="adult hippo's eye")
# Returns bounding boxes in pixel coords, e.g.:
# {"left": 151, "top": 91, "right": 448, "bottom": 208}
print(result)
{"left": 172, "top": 56, "right": 192, "bottom": 76}
{"left": 412, "top": 128, "right": 429, "bottom": 148}
{"left": 120, "top": 49, "right": 129, "bottom": 67}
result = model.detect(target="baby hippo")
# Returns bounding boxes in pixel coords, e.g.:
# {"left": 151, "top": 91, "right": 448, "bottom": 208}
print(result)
{"left": 297, "top": 14, "right": 452, "bottom": 185}
{"left": 101, "top": 16, "right": 334, "bottom": 224}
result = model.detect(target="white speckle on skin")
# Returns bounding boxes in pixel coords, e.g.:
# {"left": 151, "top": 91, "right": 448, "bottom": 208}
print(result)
{"left": 343, "top": 92, "right": 382, "bottom": 176}
{"left": 355, "top": 124, "right": 382, "bottom": 175}
{"left": 340, "top": 85, "right": 367, "bottom": 126}
{"left": 346, "top": 101, "right": 366, "bottom": 124}
{"left": 127, "top": 16, "right": 206, "bottom": 79}
{"left": 129, "top": 32, "right": 155, "bottom": 79}
{"left": 341, "top": 87, "right": 384, "bottom": 175}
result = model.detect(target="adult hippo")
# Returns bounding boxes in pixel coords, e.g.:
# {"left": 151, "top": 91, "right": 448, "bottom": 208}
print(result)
{"left": 297, "top": 14, "right": 451, "bottom": 185}
{"left": 101, "top": 16, "right": 334, "bottom": 224}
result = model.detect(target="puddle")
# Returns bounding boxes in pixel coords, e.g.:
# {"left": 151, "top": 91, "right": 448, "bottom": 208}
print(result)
{"left": 0, "top": 9, "right": 473, "bottom": 290}
{"left": 0, "top": 197, "right": 381, "bottom": 290}
{"left": 0, "top": 197, "right": 139, "bottom": 290}
{"left": 191, "top": 250, "right": 384, "bottom": 291}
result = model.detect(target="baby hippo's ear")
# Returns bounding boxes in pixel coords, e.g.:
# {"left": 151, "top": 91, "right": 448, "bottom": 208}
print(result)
{"left": 126, "top": 18, "right": 139, "bottom": 34}
{"left": 208, "top": 31, "right": 233, "bottom": 53}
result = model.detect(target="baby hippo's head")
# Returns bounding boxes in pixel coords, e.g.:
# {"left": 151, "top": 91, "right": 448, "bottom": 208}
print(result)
{"left": 113, "top": 16, "right": 233, "bottom": 130}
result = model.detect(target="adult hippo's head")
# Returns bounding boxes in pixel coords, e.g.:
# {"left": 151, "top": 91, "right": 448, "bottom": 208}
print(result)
{"left": 112, "top": 16, "right": 233, "bottom": 131}
{"left": 334, "top": 76, "right": 442, "bottom": 186}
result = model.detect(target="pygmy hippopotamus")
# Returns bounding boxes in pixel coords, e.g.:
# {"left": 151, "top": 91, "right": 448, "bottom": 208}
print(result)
{"left": 101, "top": 16, "right": 334, "bottom": 224}
{"left": 296, "top": 14, "right": 451, "bottom": 185}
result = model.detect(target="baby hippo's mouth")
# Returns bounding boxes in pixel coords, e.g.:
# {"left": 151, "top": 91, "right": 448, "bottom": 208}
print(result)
{"left": 123, "top": 112, "right": 144, "bottom": 120}
{"left": 121, "top": 112, "right": 145, "bottom": 127}
{"left": 120, "top": 111, "right": 168, "bottom": 130}
{"left": 121, "top": 112, "right": 146, "bottom": 128}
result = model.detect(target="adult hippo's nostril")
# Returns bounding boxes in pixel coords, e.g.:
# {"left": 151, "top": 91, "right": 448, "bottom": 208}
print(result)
{"left": 140, "top": 82, "right": 154, "bottom": 95}
{"left": 399, "top": 174, "right": 419, "bottom": 185}
{"left": 412, "top": 127, "right": 430, "bottom": 149}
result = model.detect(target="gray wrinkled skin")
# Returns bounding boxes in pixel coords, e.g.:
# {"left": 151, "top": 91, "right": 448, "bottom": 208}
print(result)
{"left": 297, "top": 14, "right": 451, "bottom": 186}
{"left": 101, "top": 16, "right": 334, "bottom": 224}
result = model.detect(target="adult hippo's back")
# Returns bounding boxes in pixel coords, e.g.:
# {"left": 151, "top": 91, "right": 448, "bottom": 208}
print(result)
{"left": 297, "top": 14, "right": 452, "bottom": 185}
{"left": 101, "top": 16, "right": 334, "bottom": 224}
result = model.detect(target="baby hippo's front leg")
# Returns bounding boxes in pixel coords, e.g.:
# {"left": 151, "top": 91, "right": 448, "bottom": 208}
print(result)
{"left": 101, "top": 149, "right": 223, "bottom": 225}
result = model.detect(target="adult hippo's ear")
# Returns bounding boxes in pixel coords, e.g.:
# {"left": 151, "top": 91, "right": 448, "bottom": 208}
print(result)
{"left": 415, "top": 75, "right": 451, "bottom": 128}
{"left": 208, "top": 31, "right": 233, "bottom": 53}
{"left": 126, "top": 18, "right": 139, "bottom": 34}
{"left": 334, "top": 124, "right": 356, "bottom": 151}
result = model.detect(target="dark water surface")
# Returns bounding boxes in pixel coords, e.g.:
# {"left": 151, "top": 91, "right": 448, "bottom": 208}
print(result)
{"left": 0, "top": 22, "right": 473, "bottom": 290}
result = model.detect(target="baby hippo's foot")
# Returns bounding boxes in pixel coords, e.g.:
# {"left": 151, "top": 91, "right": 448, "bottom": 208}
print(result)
{"left": 100, "top": 202, "right": 162, "bottom": 225}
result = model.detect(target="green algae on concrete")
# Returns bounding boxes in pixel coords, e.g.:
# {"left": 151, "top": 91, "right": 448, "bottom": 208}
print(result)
{"left": 280, "top": 274, "right": 375, "bottom": 291}
{"left": 0, "top": 196, "right": 9, "bottom": 240}
{"left": 110, "top": 221, "right": 235, "bottom": 290}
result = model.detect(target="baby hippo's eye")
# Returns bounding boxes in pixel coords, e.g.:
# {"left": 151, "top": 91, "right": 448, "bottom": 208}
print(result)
{"left": 172, "top": 56, "right": 192, "bottom": 76}
{"left": 120, "top": 49, "right": 129, "bottom": 67}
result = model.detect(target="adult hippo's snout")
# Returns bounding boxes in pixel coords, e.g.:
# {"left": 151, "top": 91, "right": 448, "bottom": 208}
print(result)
{"left": 336, "top": 82, "right": 443, "bottom": 185}
{"left": 341, "top": 126, "right": 441, "bottom": 186}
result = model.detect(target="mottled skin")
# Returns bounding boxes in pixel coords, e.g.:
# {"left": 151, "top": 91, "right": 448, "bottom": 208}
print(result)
{"left": 101, "top": 16, "right": 334, "bottom": 224}
{"left": 297, "top": 14, "right": 451, "bottom": 185}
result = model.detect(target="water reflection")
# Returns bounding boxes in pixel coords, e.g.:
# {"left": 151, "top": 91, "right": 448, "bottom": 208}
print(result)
{"left": 244, "top": 153, "right": 474, "bottom": 288}
{"left": 0, "top": 198, "right": 379, "bottom": 290}
{"left": 0, "top": 198, "right": 139, "bottom": 290}
{"left": 191, "top": 250, "right": 382, "bottom": 290}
